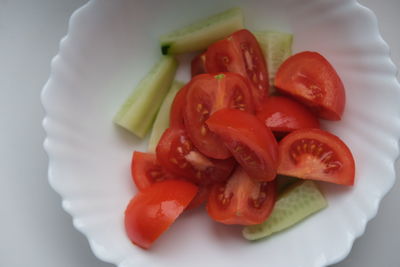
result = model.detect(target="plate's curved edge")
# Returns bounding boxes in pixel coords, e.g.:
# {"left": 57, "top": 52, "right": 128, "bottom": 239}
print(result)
{"left": 322, "top": 2, "right": 400, "bottom": 266}
{"left": 41, "top": 0, "right": 123, "bottom": 266}
{"left": 40, "top": 1, "right": 400, "bottom": 267}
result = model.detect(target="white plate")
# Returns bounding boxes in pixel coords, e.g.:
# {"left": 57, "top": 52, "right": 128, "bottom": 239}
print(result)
{"left": 41, "top": 0, "right": 400, "bottom": 266}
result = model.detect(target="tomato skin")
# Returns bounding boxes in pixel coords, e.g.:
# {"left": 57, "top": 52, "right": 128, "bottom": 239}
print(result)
{"left": 206, "top": 29, "right": 269, "bottom": 109}
{"left": 274, "top": 51, "right": 345, "bottom": 120}
{"left": 125, "top": 180, "right": 198, "bottom": 249}
{"left": 131, "top": 151, "right": 178, "bottom": 191}
{"left": 170, "top": 85, "right": 189, "bottom": 129}
{"left": 184, "top": 73, "right": 255, "bottom": 159}
{"left": 207, "top": 167, "right": 276, "bottom": 225}
{"left": 206, "top": 109, "right": 278, "bottom": 181}
{"left": 256, "top": 96, "right": 320, "bottom": 137}
{"left": 156, "top": 127, "right": 236, "bottom": 185}
{"left": 277, "top": 128, "right": 355, "bottom": 185}
{"left": 191, "top": 52, "right": 207, "bottom": 77}
{"left": 185, "top": 185, "right": 210, "bottom": 210}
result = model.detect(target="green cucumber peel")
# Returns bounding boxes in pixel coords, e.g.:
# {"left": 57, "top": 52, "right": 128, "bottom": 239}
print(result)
{"left": 113, "top": 56, "right": 178, "bottom": 138}
{"left": 147, "top": 80, "right": 185, "bottom": 152}
{"left": 160, "top": 7, "right": 244, "bottom": 55}
{"left": 243, "top": 180, "right": 327, "bottom": 241}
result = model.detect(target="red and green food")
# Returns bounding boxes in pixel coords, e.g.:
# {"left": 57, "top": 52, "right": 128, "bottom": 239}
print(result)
{"left": 114, "top": 7, "right": 355, "bottom": 249}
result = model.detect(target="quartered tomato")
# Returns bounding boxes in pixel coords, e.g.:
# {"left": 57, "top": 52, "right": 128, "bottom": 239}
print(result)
{"left": 256, "top": 96, "right": 320, "bottom": 138}
{"left": 191, "top": 52, "right": 207, "bottom": 77}
{"left": 125, "top": 180, "right": 198, "bottom": 249}
{"left": 277, "top": 128, "right": 355, "bottom": 185}
{"left": 156, "top": 127, "right": 236, "bottom": 185}
{"left": 207, "top": 167, "right": 276, "bottom": 225}
{"left": 185, "top": 185, "right": 210, "bottom": 210}
{"left": 206, "top": 109, "right": 278, "bottom": 181}
{"left": 170, "top": 85, "right": 189, "bottom": 128}
{"left": 131, "top": 151, "right": 177, "bottom": 191}
{"left": 184, "top": 73, "right": 255, "bottom": 159}
{"left": 274, "top": 51, "right": 345, "bottom": 120}
{"left": 206, "top": 29, "right": 269, "bottom": 108}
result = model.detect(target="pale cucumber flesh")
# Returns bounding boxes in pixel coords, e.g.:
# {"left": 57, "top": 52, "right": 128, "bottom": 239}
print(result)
{"left": 243, "top": 181, "right": 327, "bottom": 241}
{"left": 113, "top": 56, "right": 178, "bottom": 138}
{"left": 160, "top": 8, "right": 244, "bottom": 55}
{"left": 253, "top": 31, "right": 293, "bottom": 92}
{"left": 147, "top": 80, "right": 185, "bottom": 152}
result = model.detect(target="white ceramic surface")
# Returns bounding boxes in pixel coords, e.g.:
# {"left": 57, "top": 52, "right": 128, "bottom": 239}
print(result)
{"left": 41, "top": 0, "right": 400, "bottom": 266}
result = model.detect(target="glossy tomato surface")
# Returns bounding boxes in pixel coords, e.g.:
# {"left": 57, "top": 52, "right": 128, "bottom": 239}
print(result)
{"left": 206, "top": 29, "right": 269, "bottom": 108}
{"left": 156, "top": 127, "right": 236, "bottom": 185}
{"left": 131, "top": 151, "right": 177, "bottom": 191}
{"left": 124, "top": 180, "right": 198, "bottom": 249}
{"left": 207, "top": 167, "right": 276, "bottom": 225}
{"left": 206, "top": 109, "right": 278, "bottom": 181}
{"left": 184, "top": 73, "right": 255, "bottom": 159}
{"left": 256, "top": 96, "right": 320, "bottom": 137}
{"left": 170, "top": 85, "right": 189, "bottom": 129}
{"left": 275, "top": 51, "right": 345, "bottom": 120}
{"left": 277, "top": 128, "right": 355, "bottom": 185}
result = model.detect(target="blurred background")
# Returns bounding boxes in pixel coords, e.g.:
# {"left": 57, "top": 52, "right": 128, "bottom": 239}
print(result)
{"left": 0, "top": 0, "right": 398, "bottom": 266}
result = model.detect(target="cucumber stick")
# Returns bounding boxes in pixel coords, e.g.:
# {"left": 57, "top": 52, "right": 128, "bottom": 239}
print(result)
{"left": 243, "top": 181, "right": 327, "bottom": 241}
{"left": 114, "top": 56, "right": 178, "bottom": 138}
{"left": 148, "top": 80, "right": 185, "bottom": 152}
{"left": 253, "top": 31, "right": 293, "bottom": 89}
{"left": 160, "top": 8, "right": 244, "bottom": 55}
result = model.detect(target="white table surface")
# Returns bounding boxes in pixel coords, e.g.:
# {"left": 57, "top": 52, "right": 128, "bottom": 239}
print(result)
{"left": 0, "top": 0, "right": 399, "bottom": 266}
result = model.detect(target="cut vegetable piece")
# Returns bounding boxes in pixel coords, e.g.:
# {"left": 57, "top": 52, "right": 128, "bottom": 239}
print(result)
{"left": 160, "top": 8, "right": 244, "bottom": 55}
{"left": 276, "top": 175, "right": 299, "bottom": 193}
{"left": 243, "top": 180, "right": 327, "bottom": 240}
{"left": 148, "top": 81, "right": 185, "bottom": 152}
{"left": 253, "top": 31, "right": 293, "bottom": 91}
{"left": 114, "top": 56, "right": 178, "bottom": 138}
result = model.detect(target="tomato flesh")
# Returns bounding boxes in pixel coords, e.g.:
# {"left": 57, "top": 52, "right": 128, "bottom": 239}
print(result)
{"left": 256, "top": 96, "right": 320, "bottom": 137}
{"left": 207, "top": 167, "right": 276, "bottom": 225}
{"left": 206, "top": 29, "right": 269, "bottom": 108}
{"left": 206, "top": 109, "right": 278, "bottom": 181}
{"left": 170, "top": 85, "right": 189, "bottom": 129}
{"left": 277, "top": 128, "right": 355, "bottom": 185}
{"left": 191, "top": 52, "right": 207, "bottom": 77}
{"left": 184, "top": 73, "right": 255, "bottom": 159}
{"left": 125, "top": 180, "right": 198, "bottom": 249}
{"left": 275, "top": 51, "right": 345, "bottom": 120}
{"left": 156, "top": 127, "right": 236, "bottom": 185}
{"left": 131, "top": 151, "right": 177, "bottom": 191}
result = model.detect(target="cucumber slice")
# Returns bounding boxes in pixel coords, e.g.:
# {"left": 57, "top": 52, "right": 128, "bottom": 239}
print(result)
{"left": 147, "top": 80, "right": 185, "bottom": 152}
{"left": 253, "top": 31, "right": 293, "bottom": 91}
{"left": 243, "top": 181, "right": 327, "bottom": 241}
{"left": 113, "top": 56, "right": 178, "bottom": 138}
{"left": 160, "top": 8, "right": 244, "bottom": 55}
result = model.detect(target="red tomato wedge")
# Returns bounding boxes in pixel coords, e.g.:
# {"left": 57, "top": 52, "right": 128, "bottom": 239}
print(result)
{"left": 131, "top": 151, "right": 177, "bottom": 191}
{"left": 170, "top": 85, "right": 189, "bottom": 129}
{"left": 185, "top": 185, "right": 210, "bottom": 210}
{"left": 206, "top": 29, "right": 269, "bottom": 108}
{"left": 207, "top": 167, "right": 276, "bottom": 225}
{"left": 206, "top": 109, "right": 278, "bottom": 181}
{"left": 125, "top": 180, "right": 198, "bottom": 249}
{"left": 184, "top": 73, "right": 255, "bottom": 159}
{"left": 256, "top": 96, "right": 320, "bottom": 138}
{"left": 191, "top": 52, "right": 207, "bottom": 77}
{"left": 277, "top": 128, "right": 355, "bottom": 185}
{"left": 275, "top": 51, "right": 345, "bottom": 120}
{"left": 156, "top": 127, "right": 236, "bottom": 185}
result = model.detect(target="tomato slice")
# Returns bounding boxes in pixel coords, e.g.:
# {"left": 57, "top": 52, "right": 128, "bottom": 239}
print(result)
{"left": 185, "top": 185, "right": 210, "bottom": 210}
{"left": 274, "top": 51, "right": 345, "bottom": 120}
{"left": 277, "top": 128, "right": 355, "bottom": 185}
{"left": 170, "top": 85, "right": 189, "bottom": 129}
{"left": 131, "top": 151, "right": 177, "bottom": 191}
{"left": 256, "top": 96, "right": 320, "bottom": 138}
{"left": 184, "top": 73, "right": 255, "bottom": 159}
{"left": 207, "top": 167, "right": 276, "bottom": 225}
{"left": 206, "top": 109, "right": 278, "bottom": 181}
{"left": 156, "top": 127, "right": 236, "bottom": 185}
{"left": 206, "top": 29, "right": 269, "bottom": 108}
{"left": 191, "top": 52, "right": 207, "bottom": 77}
{"left": 125, "top": 180, "right": 198, "bottom": 249}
